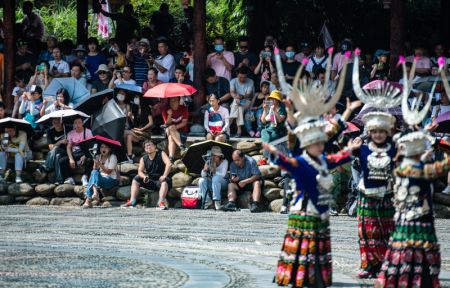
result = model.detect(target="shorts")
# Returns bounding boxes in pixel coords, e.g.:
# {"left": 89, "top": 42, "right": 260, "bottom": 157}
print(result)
{"left": 134, "top": 175, "right": 173, "bottom": 191}
{"left": 236, "top": 179, "right": 264, "bottom": 194}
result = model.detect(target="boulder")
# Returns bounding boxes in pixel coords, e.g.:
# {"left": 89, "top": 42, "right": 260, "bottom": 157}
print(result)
{"left": 264, "top": 180, "right": 277, "bottom": 189}
{"left": 269, "top": 199, "right": 284, "bottom": 213}
{"left": 174, "top": 160, "right": 186, "bottom": 172}
{"left": 102, "top": 196, "right": 116, "bottom": 202}
{"left": 24, "top": 160, "right": 41, "bottom": 172}
{"left": 116, "top": 186, "right": 131, "bottom": 200}
{"left": 0, "top": 182, "right": 8, "bottom": 194}
{"left": 248, "top": 150, "right": 260, "bottom": 156}
{"left": 7, "top": 183, "right": 35, "bottom": 196}
{"left": 73, "top": 186, "right": 85, "bottom": 198}
{"left": 0, "top": 195, "right": 13, "bottom": 205}
{"left": 235, "top": 141, "right": 258, "bottom": 153}
{"left": 35, "top": 184, "right": 56, "bottom": 196}
{"left": 33, "top": 152, "right": 45, "bottom": 161}
{"left": 141, "top": 188, "right": 160, "bottom": 207}
{"left": 26, "top": 197, "right": 50, "bottom": 206}
{"left": 47, "top": 172, "right": 55, "bottom": 182}
{"left": 132, "top": 145, "right": 144, "bottom": 156}
{"left": 119, "top": 175, "right": 130, "bottom": 186}
{"left": 168, "top": 188, "right": 182, "bottom": 199}
{"left": 50, "top": 197, "right": 83, "bottom": 206}
{"left": 73, "top": 174, "right": 82, "bottom": 185}
{"left": 101, "top": 186, "right": 118, "bottom": 197}
{"left": 259, "top": 165, "right": 281, "bottom": 179}
{"left": 54, "top": 184, "right": 75, "bottom": 197}
{"left": 157, "top": 140, "right": 168, "bottom": 151}
{"left": 102, "top": 201, "right": 112, "bottom": 208}
{"left": 237, "top": 191, "right": 252, "bottom": 209}
{"left": 32, "top": 136, "right": 49, "bottom": 150}
{"left": 191, "top": 177, "right": 201, "bottom": 186}
{"left": 434, "top": 204, "right": 450, "bottom": 219}
{"left": 172, "top": 172, "right": 192, "bottom": 188}
{"left": 263, "top": 188, "right": 282, "bottom": 201}
{"left": 120, "top": 163, "right": 138, "bottom": 175}
{"left": 15, "top": 196, "right": 33, "bottom": 203}
{"left": 33, "top": 171, "right": 48, "bottom": 184}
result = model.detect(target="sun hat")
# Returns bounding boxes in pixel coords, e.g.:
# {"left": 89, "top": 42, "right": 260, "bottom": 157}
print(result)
{"left": 95, "top": 64, "right": 110, "bottom": 74}
{"left": 210, "top": 146, "right": 224, "bottom": 157}
{"left": 267, "top": 90, "right": 283, "bottom": 102}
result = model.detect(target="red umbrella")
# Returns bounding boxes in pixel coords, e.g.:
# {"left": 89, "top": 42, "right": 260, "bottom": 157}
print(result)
{"left": 363, "top": 80, "right": 403, "bottom": 92}
{"left": 143, "top": 83, "right": 197, "bottom": 98}
{"left": 79, "top": 135, "right": 127, "bottom": 163}
{"left": 343, "top": 122, "right": 360, "bottom": 134}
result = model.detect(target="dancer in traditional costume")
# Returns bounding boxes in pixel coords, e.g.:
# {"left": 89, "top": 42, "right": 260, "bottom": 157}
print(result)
{"left": 267, "top": 47, "right": 354, "bottom": 287}
{"left": 350, "top": 49, "right": 403, "bottom": 278}
{"left": 375, "top": 56, "right": 448, "bottom": 288}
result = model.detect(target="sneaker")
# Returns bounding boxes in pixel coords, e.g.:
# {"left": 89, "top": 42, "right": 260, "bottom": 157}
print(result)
{"left": 357, "top": 269, "right": 375, "bottom": 279}
{"left": 82, "top": 199, "right": 93, "bottom": 209}
{"left": 255, "top": 131, "right": 261, "bottom": 138}
{"left": 15, "top": 176, "right": 23, "bottom": 184}
{"left": 203, "top": 199, "right": 213, "bottom": 210}
{"left": 221, "top": 201, "right": 237, "bottom": 212}
{"left": 248, "top": 130, "right": 255, "bottom": 137}
{"left": 280, "top": 205, "right": 288, "bottom": 214}
{"left": 126, "top": 154, "right": 134, "bottom": 164}
{"left": 442, "top": 186, "right": 450, "bottom": 194}
{"left": 157, "top": 199, "right": 168, "bottom": 210}
{"left": 81, "top": 175, "right": 89, "bottom": 187}
{"left": 250, "top": 202, "right": 263, "bottom": 213}
{"left": 179, "top": 144, "right": 188, "bottom": 154}
{"left": 329, "top": 207, "right": 338, "bottom": 216}
{"left": 214, "top": 201, "right": 221, "bottom": 210}
{"left": 169, "top": 156, "right": 175, "bottom": 164}
{"left": 64, "top": 177, "right": 76, "bottom": 185}
{"left": 121, "top": 199, "right": 136, "bottom": 208}
{"left": 231, "top": 133, "right": 241, "bottom": 138}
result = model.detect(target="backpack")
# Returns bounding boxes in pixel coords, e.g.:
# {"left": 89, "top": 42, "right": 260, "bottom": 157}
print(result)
{"left": 310, "top": 56, "right": 327, "bottom": 74}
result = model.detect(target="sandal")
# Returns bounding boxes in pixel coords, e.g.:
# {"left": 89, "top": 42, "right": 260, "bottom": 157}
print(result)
{"left": 82, "top": 199, "right": 93, "bottom": 209}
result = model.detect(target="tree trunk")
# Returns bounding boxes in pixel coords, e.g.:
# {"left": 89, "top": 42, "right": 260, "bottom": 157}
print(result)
{"left": 77, "top": 0, "right": 89, "bottom": 45}
{"left": 2, "top": 0, "right": 15, "bottom": 112}
{"left": 389, "top": 0, "right": 405, "bottom": 80}
{"left": 193, "top": 0, "right": 207, "bottom": 111}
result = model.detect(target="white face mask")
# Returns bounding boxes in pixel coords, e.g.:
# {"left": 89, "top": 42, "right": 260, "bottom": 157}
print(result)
{"left": 117, "top": 94, "right": 126, "bottom": 102}
{"left": 133, "top": 97, "right": 140, "bottom": 105}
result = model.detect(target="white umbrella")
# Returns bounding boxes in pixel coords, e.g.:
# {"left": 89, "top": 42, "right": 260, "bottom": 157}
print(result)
{"left": 36, "top": 109, "right": 90, "bottom": 125}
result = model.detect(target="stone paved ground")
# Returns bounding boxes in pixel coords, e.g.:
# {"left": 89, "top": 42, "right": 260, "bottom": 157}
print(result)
{"left": 0, "top": 206, "right": 449, "bottom": 287}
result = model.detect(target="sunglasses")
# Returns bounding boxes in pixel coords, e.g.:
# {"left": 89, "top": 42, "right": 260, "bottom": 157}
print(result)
{"left": 98, "top": 71, "right": 108, "bottom": 75}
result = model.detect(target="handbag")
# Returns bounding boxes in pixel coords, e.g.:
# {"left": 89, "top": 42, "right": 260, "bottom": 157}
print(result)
{"left": 181, "top": 186, "right": 201, "bottom": 209}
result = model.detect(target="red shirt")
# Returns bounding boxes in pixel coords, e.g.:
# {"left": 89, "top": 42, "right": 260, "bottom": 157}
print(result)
{"left": 162, "top": 105, "right": 189, "bottom": 133}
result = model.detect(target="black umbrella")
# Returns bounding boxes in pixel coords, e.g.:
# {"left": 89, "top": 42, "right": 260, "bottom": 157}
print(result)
{"left": 74, "top": 89, "right": 114, "bottom": 115}
{"left": 182, "top": 140, "right": 234, "bottom": 174}
{"left": 0, "top": 117, "right": 35, "bottom": 137}
{"left": 91, "top": 99, "right": 126, "bottom": 141}
{"left": 79, "top": 135, "right": 127, "bottom": 163}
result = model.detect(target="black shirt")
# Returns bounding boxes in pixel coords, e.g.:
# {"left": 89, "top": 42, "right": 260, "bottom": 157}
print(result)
{"left": 206, "top": 77, "right": 231, "bottom": 104}
{"left": 234, "top": 51, "right": 258, "bottom": 77}
{"left": 47, "top": 127, "right": 66, "bottom": 150}
{"left": 143, "top": 151, "right": 165, "bottom": 180}
{"left": 282, "top": 61, "right": 300, "bottom": 84}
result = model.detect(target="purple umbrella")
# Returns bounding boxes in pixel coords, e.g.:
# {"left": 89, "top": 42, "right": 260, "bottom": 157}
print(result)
{"left": 351, "top": 104, "right": 403, "bottom": 127}
{"left": 433, "top": 111, "right": 450, "bottom": 134}
{"left": 363, "top": 80, "right": 403, "bottom": 92}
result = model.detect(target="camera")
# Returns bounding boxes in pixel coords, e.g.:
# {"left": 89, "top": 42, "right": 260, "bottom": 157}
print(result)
{"left": 202, "top": 150, "right": 212, "bottom": 163}
{"left": 261, "top": 52, "right": 271, "bottom": 58}
{"left": 1, "top": 133, "right": 9, "bottom": 149}
{"left": 89, "top": 143, "right": 98, "bottom": 158}
{"left": 264, "top": 100, "right": 273, "bottom": 106}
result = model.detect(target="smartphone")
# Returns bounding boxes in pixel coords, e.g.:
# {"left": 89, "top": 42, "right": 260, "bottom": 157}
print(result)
{"left": 231, "top": 173, "right": 237, "bottom": 178}
{"left": 37, "top": 65, "right": 45, "bottom": 71}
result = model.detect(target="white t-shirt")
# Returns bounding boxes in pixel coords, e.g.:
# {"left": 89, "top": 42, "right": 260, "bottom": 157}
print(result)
{"left": 114, "top": 78, "right": 136, "bottom": 86}
{"left": 305, "top": 55, "right": 327, "bottom": 73}
{"left": 97, "top": 154, "right": 118, "bottom": 179}
{"left": 155, "top": 54, "right": 176, "bottom": 83}
{"left": 49, "top": 59, "right": 70, "bottom": 75}
{"left": 201, "top": 159, "right": 229, "bottom": 178}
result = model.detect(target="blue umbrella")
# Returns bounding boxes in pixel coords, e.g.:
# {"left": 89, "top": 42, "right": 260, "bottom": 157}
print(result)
{"left": 43, "top": 77, "right": 90, "bottom": 105}
{"left": 114, "top": 83, "right": 142, "bottom": 96}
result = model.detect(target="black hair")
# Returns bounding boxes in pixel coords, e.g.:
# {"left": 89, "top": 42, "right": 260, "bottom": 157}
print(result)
{"left": 207, "top": 94, "right": 219, "bottom": 101}
{"left": 157, "top": 38, "right": 168, "bottom": 46}
{"left": 205, "top": 68, "right": 216, "bottom": 78}
{"left": 214, "top": 36, "right": 225, "bottom": 42}
{"left": 148, "top": 67, "right": 159, "bottom": 75}
{"left": 175, "top": 64, "right": 186, "bottom": 73}
{"left": 0, "top": 102, "right": 5, "bottom": 109}
{"left": 236, "top": 66, "right": 249, "bottom": 75}
{"left": 56, "top": 88, "right": 70, "bottom": 105}
{"left": 238, "top": 36, "right": 249, "bottom": 43}
{"left": 71, "top": 63, "right": 84, "bottom": 73}
{"left": 23, "top": 1, "right": 33, "bottom": 10}
{"left": 143, "top": 139, "right": 156, "bottom": 148}
{"left": 87, "top": 37, "right": 99, "bottom": 46}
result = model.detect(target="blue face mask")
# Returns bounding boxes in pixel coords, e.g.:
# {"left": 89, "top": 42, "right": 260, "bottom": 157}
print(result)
{"left": 214, "top": 44, "right": 224, "bottom": 52}
{"left": 285, "top": 51, "right": 295, "bottom": 58}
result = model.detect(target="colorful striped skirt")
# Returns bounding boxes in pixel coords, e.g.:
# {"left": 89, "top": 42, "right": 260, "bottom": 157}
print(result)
{"left": 375, "top": 215, "right": 441, "bottom": 288}
{"left": 275, "top": 213, "right": 332, "bottom": 287}
{"left": 357, "top": 193, "right": 395, "bottom": 273}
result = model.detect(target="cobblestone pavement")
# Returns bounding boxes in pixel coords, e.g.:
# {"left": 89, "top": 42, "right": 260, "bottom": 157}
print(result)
{"left": 0, "top": 206, "right": 449, "bottom": 287}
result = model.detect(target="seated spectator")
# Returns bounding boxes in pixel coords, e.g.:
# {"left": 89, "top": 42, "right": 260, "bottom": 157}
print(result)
{"left": 114, "top": 89, "right": 133, "bottom": 130}
{"left": 205, "top": 68, "right": 232, "bottom": 108}
{"left": 59, "top": 116, "right": 93, "bottom": 186}
{"left": 370, "top": 50, "right": 390, "bottom": 80}
{"left": 254, "top": 46, "right": 275, "bottom": 84}
{"left": 28, "top": 61, "right": 50, "bottom": 91}
{"left": 295, "top": 42, "right": 313, "bottom": 63}
{"left": 305, "top": 43, "right": 327, "bottom": 77}
{"left": 109, "top": 65, "right": 136, "bottom": 88}
{"left": 38, "top": 35, "right": 57, "bottom": 63}
{"left": 126, "top": 38, "right": 152, "bottom": 87}
{"left": 71, "top": 63, "right": 88, "bottom": 88}
{"left": 207, "top": 36, "right": 234, "bottom": 81}
{"left": 86, "top": 37, "right": 107, "bottom": 82}
{"left": 83, "top": 143, "right": 119, "bottom": 208}
{"left": 40, "top": 88, "right": 72, "bottom": 116}
{"left": 60, "top": 39, "right": 76, "bottom": 64}
{"left": 107, "top": 40, "right": 126, "bottom": 70}
{"left": 269, "top": 72, "right": 281, "bottom": 92}
{"left": 122, "top": 140, "right": 172, "bottom": 209}
{"left": 124, "top": 109, "right": 153, "bottom": 163}
{"left": 162, "top": 97, "right": 189, "bottom": 162}
{"left": 149, "top": 39, "right": 175, "bottom": 83}
{"left": 169, "top": 64, "right": 193, "bottom": 85}
{"left": 11, "top": 76, "right": 28, "bottom": 118}
{"left": 91, "top": 64, "right": 111, "bottom": 94}
{"left": 48, "top": 46, "right": 70, "bottom": 78}
{"left": 19, "top": 85, "right": 43, "bottom": 128}
{"left": 36, "top": 118, "right": 67, "bottom": 183}
{"left": 234, "top": 35, "right": 258, "bottom": 79}
{"left": 245, "top": 81, "right": 270, "bottom": 137}
{"left": 142, "top": 67, "right": 163, "bottom": 94}
{"left": 260, "top": 90, "right": 287, "bottom": 143}
{"left": 199, "top": 146, "right": 229, "bottom": 210}
{"left": 15, "top": 39, "right": 35, "bottom": 83}
{"left": 204, "top": 94, "right": 229, "bottom": 142}
{"left": 229, "top": 67, "right": 255, "bottom": 137}
{"left": 282, "top": 44, "right": 300, "bottom": 84}
{"left": 0, "top": 127, "right": 32, "bottom": 183}
{"left": 221, "top": 150, "right": 263, "bottom": 213}
{"left": 406, "top": 46, "right": 431, "bottom": 77}
{"left": 0, "top": 102, "right": 7, "bottom": 119}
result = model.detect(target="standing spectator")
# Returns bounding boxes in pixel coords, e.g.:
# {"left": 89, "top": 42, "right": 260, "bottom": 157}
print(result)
{"left": 229, "top": 67, "right": 255, "bottom": 137}
{"left": 205, "top": 68, "right": 231, "bottom": 108}
{"left": 59, "top": 116, "right": 93, "bottom": 186}
{"left": 221, "top": 150, "right": 263, "bottom": 212}
{"left": 70, "top": 63, "right": 88, "bottom": 88}
{"left": 370, "top": 50, "right": 390, "bottom": 80}
{"left": 169, "top": 65, "right": 193, "bottom": 85}
{"left": 199, "top": 146, "right": 229, "bottom": 210}
{"left": 234, "top": 36, "right": 258, "bottom": 78}
{"left": 204, "top": 94, "right": 229, "bottom": 142}
{"left": 269, "top": 73, "right": 281, "bottom": 92}
{"left": 0, "top": 127, "right": 32, "bottom": 183}
{"left": 162, "top": 97, "right": 188, "bottom": 163}
{"left": 48, "top": 47, "right": 70, "bottom": 78}
{"left": 331, "top": 39, "right": 353, "bottom": 81}
{"left": 86, "top": 37, "right": 107, "bottom": 82}
{"left": 207, "top": 36, "right": 234, "bottom": 81}
{"left": 282, "top": 44, "right": 300, "bottom": 84}
{"left": 305, "top": 43, "right": 327, "bottom": 77}
{"left": 107, "top": 40, "right": 126, "bottom": 70}
{"left": 150, "top": 3, "right": 174, "bottom": 38}
{"left": 36, "top": 118, "right": 67, "bottom": 184}
{"left": 122, "top": 140, "right": 172, "bottom": 209}
{"left": 406, "top": 46, "right": 432, "bottom": 76}
{"left": 254, "top": 46, "right": 275, "bottom": 84}
{"left": 100, "top": 4, "right": 140, "bottom": 51}
{"left": 21, "top": 1, "right": 44, "bottom": 54}
{"left": 19, "top": 85, "right": 43, "bottom": 128}
{"left": 15, "top": 39, "right": 35, "bottom": 83}
{"left": 149, "top": 39, "right": 175, "bottom": 83}
{"left": 91, "top": 64, "right": 111, "bottom": 94}
{"left": 294, "top": 42, "right": 312, "bottom": 63}
{"left": 38, "top": 35, "right": 57, "bottom": 63}
{"left": 260, "top": 90, "right": 287, "bottom": 143}
{"left": 430, "top": 43, "right": 445, "bottom": 69}
{"left": 83, "top": 143, "right": 119, "bottom": 208}
{"left": 126, "top": 38, "right": 152, "bottom": 87}
{"left": 109, "top": 65, "right": 136, "bottom": 88}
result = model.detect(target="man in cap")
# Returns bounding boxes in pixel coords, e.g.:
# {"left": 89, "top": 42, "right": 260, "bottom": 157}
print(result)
{"left": 126, "top": 38, "right": 152, "bottom": 87}
{"left": 91, "top": 64, "right": 111, "bottom": 94}
{"left": 38, "top": 35, "right": 57, "bottom": 63}
{"left": 15, "top": 39, "right": 36, "bottom": 83}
